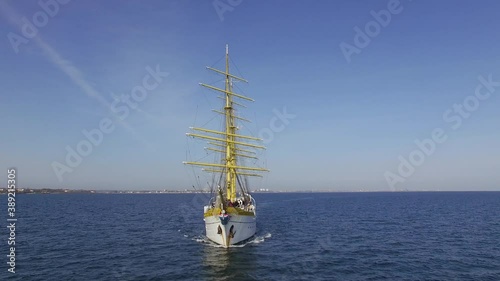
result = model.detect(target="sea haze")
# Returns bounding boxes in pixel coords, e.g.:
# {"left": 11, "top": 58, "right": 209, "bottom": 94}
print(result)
{"left": 2, "top": 192, "right": 500, "bottom": 280}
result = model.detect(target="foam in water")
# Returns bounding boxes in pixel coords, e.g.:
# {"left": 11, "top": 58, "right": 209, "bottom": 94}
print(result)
{"left": 192, "top": 232, "right": 272, "bottom": 247}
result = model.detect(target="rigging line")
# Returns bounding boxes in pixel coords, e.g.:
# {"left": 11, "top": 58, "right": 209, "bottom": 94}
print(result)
{"left": 189, "top": 145, "right": 219, "bottom": 164}
{"left": 184, "top": 138, "right": 192, "bottom": 185}
{"left": 200, "top": 84, "right": 229, "bottom": 127}
{"left": 232, "top": 112, "right": 260, "bottom": 154}
{"left": 185, "top": 138, "right": 202, "bottom": 190}
{"left": 241, "top": 174, "right": 249, "bottom": 195}
{"left": 199, "top": 111, "right": 220, "bottom": 130}
{"left": 233, "top": 82, "right": 247, "bottom": 97}
{"left": 191, "top": 183, "right": 199, "bottom": 192}
{"left": 198, "top": 84, "right": 226, "bottom": 128}
{"left": 200, "top": 82, "right": 224, "bottom": 116}
{"left": 205, "top": 181, "right": 211, "bottom": 194}
{"left": 244, "top": 176, "right": 250, "bottom": 194}
{"left": 211, "top": 164, "right": 219, "bottom": 194}
{"left": 218, "top": 169, "right": 225, "bottom": 191}
{"left": 224, "top": 83, "right": 258, "bottom": 140}
{"left": 190, "top": 138, "right": 202, "bottom": 190}
{"left": 235, "top": 174, "right": 248, "bottom": 197}
{"left": 207, "top": 152, "right": 217, "bottom": 195}
{"left": 193, "top": 169, "right": 201, "bottom": 190}
{"left": 229, "top": 55, "right": 246, "bottom": 82}
{"left": 236, "top": 173, "right": 243, "bottom": 194}
{"left": 201, "top": 88, "right": 214, "bottom": 114}
{"left": 207, "top": 78, "right": 225, "bottom": 86}
{"left": 248, "top": 111, "right": 268, "bottom": 158}
{"left": 211, "top": 147, "right": 222, "bottom": 183}
{"left": 210, "top": 54, "right": 225, "bottom": 69}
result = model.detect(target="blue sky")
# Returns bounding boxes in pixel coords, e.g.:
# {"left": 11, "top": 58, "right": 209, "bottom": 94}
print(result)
{"left": 1, "top": 0, "right": 499, "bottom": 191}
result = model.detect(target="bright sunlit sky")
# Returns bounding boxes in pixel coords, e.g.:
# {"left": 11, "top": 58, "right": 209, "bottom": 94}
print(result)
{"left": 1, "top": 0, "right": 499, "bottom": 191}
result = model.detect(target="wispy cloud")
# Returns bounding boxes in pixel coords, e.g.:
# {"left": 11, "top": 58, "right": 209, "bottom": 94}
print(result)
{"left": 0, "top": 1, "right": 151, "bottom": 145}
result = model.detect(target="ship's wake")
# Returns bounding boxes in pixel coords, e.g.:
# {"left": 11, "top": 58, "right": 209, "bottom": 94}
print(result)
{"left": 191, "top": 232, "right": 272, "bottom": 248}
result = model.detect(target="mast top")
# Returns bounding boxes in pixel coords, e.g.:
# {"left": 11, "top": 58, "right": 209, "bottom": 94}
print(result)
{"left": 226, "top": 44, "right": 228, "bottom": 55}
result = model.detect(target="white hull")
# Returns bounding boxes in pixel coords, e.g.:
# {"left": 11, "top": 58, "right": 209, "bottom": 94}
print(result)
{"left": 204, "top": 214, "right": 256, "bottom": 247}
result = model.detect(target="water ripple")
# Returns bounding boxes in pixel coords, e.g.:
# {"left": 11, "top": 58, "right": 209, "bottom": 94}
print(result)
{"left": 2, "top": 192, "right": 500, "bottom": 280}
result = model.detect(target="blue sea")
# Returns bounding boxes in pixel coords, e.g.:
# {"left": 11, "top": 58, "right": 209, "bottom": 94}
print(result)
{"left": 2, "top": 192, "right": 500, "bottom": 280}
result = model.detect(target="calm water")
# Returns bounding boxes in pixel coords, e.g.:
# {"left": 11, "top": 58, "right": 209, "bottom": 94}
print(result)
{"left": 2, "top": 192, "right": 500, "bottom": 280}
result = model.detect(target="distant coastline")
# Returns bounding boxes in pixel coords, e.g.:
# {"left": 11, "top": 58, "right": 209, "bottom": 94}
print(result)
{"left": 0, "top": 188, "right": 210, "bottom": 195}
{"left": 0, "top": 188, "right": 269, "bottom": 194}
{"left": 0, "top": 188, "right": 498, "bottom": 194}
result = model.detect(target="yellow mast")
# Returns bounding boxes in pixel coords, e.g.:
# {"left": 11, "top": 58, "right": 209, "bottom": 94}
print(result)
{"left": 224, "top": 44, "right": 237, "bottom": 202}
{"left": 183, "top": 45, "right": 269, "bottom": 201}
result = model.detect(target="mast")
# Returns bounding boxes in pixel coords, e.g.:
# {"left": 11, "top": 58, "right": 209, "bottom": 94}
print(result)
{"left": 184, "top": 45, "right": 269, "bottom": 201}
{"left": 224, "top": 44, "right": 237, "bottom": 202}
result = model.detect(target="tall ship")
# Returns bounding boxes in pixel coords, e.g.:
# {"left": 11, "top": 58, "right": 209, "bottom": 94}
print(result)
{"left": 184, "top": 45, "right": 268, "bottom": 247}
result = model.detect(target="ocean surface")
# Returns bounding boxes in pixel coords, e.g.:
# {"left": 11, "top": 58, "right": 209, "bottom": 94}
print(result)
{"left": 2, "top": 192, "right": 500, "bottom": 281}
